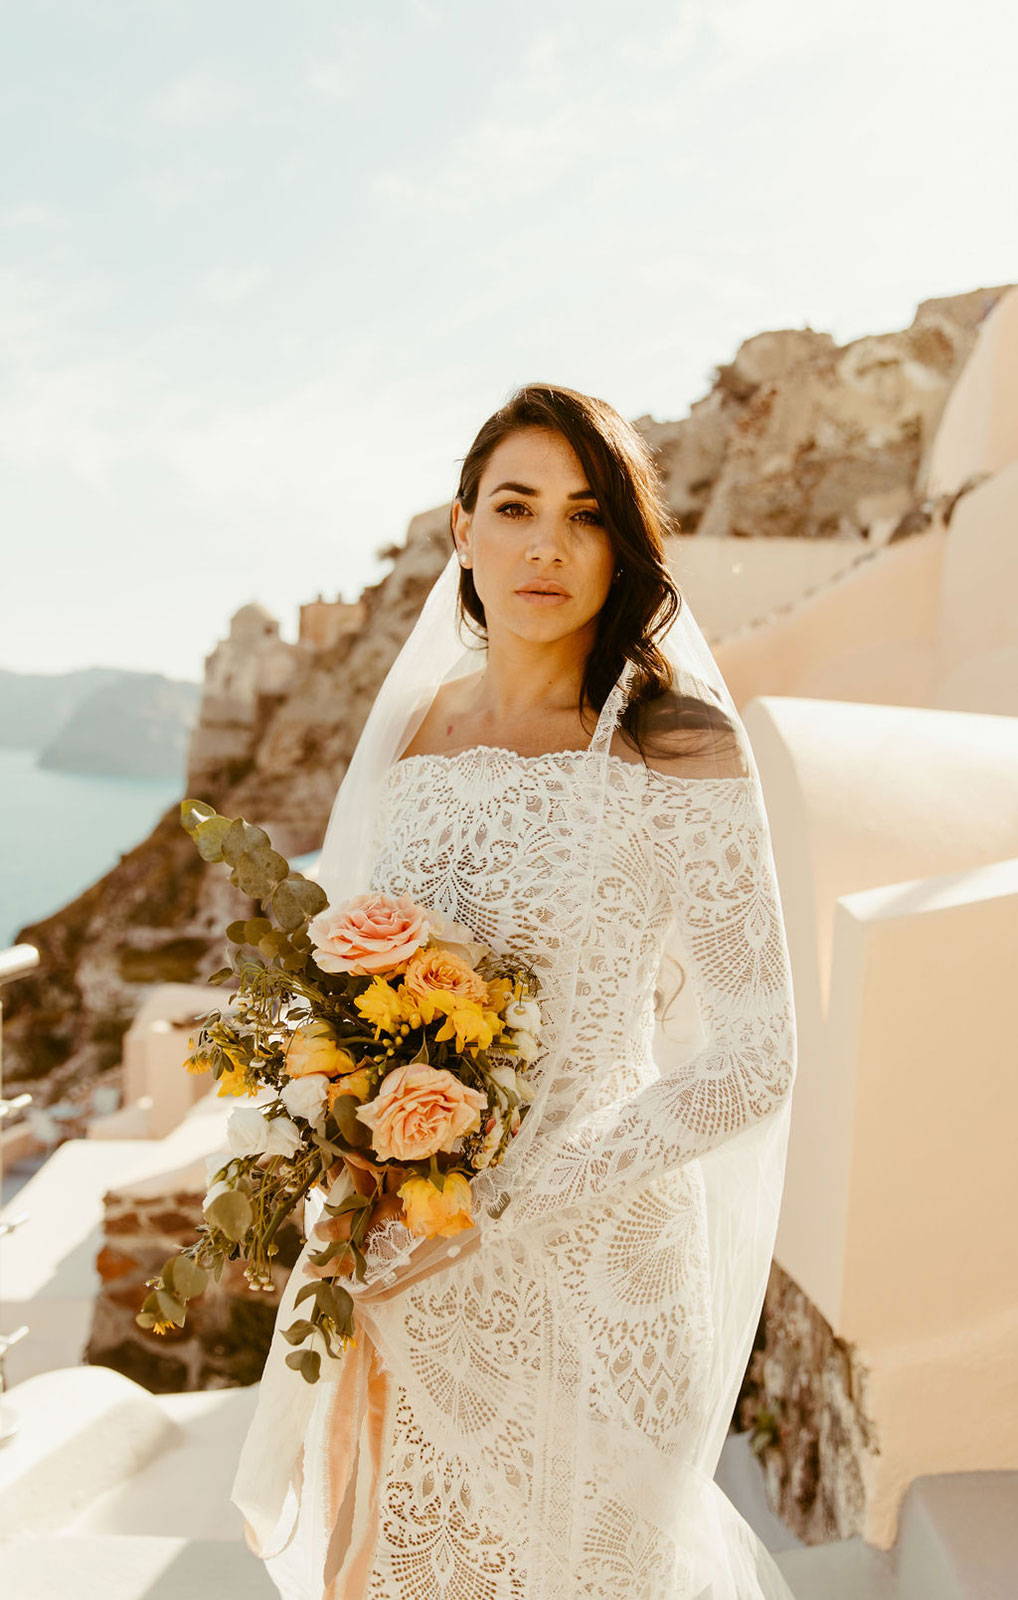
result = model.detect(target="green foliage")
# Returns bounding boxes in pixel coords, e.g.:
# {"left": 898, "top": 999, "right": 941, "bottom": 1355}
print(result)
{"left": 285, "top": 1348, "right": 321, "bottom": 1383}
{"left": 166, "top": 1254, "right": 208, "bottom": 1300}
{"left": 331, "top": 1093, "right": 373, "bottom": 1149}
{"left": 206, "top": 1188, "right": 253, "bottom": 1243}
{"left": 179, "top": 799, "right": 327, "bottom": 977}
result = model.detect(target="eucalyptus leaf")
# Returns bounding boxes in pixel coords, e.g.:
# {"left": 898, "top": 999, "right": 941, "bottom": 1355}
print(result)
{"left": 232, "top": 847, "right": 290, "bottom": 900}
{"left": 315, "top": 1281, "right": 354, "bottom": 1330}
{"left": 285, "top": 1349, "right": 321, "bottom": 1384}
{"left": 333, "top": 1094, "right": 373, "bottom": 1149}
{"left": 180, "top": 798, "right": 216, "bottom": 836}
{"left": 323, "top": 1191, "right": 371, "bottom": 1218}
{"left": 281, "top": 1318, "right": 317, "bottom": 1345}
{"left": 271, "top": 876, "right": 329, "bottom": 932}
{"left": 171, "top": 1256, "right": 209, "bottom": 1300}
{"left": 195, "top": 815, "right": 233, "bottom": 862}
{"left": 221, "top": 817, "right": 271, "bottom": 865}
{"left": 206, "top": 1188, "right": 253, "bottom": 1243}
{"left": 155, "top": 1288, "right": 186, "bottom": 1324}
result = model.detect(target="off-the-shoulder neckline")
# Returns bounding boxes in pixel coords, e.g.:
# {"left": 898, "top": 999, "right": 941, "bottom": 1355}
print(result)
{"left": 388, "top": 745, "right": 753, "bottom": 783}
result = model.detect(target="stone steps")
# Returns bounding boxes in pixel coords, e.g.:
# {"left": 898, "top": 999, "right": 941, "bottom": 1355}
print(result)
{"left": 0, "top": 1533, "right": 277, "bottom": 1600}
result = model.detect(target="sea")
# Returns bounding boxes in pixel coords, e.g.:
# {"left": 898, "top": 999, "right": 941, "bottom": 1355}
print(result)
{"left": 0, "top": 747, "right": 184, "bottom": 949}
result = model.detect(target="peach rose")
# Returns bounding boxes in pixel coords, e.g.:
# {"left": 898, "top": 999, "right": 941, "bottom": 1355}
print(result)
{"left": 355, "top": 1062, "right": 487, "bottom": 1161}
{"left": 284, "top": 1020, "right": 359, "bottom": 1079}
{"left": 308, "top": 892, "right": 432, "bottom": 977}
{"left": 325, "top": 1069, "right": 374, "bottom": 1109}
{"left": 398, "top": 1172, "right": 474, "bottom": 1237}
{"left": 403, "top": 946, "right": 489, "bottom": 1006}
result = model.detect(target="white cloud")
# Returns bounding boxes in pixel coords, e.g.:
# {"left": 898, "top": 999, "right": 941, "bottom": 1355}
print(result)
{"left": 372, "top": 104, "right": 590, "bottom": 216}
{"left": 2, "top": 202, "right": 68, "bottom": 232}
{"left": 150, "top": 68, "right": 251, "bottom": 128}
{"left": 200, "top": 264, "right": 270, "bottom": 306}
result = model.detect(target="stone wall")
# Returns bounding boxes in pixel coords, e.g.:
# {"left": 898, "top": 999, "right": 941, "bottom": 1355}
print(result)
{"left": 737, "top": 1260, "right": 879, "bottom": 1545}
{"left": 85, "top": 1184, "right": 304, "bottom": 1393}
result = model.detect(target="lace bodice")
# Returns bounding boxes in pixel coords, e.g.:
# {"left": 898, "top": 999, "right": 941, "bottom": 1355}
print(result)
{"left": 365, "top": 746, "right": 794, "bottom": 1234}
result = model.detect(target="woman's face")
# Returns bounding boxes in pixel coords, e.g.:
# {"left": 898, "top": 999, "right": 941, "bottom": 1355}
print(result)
{"left": 451, "top": 426, "right": 615, "bottom": 651}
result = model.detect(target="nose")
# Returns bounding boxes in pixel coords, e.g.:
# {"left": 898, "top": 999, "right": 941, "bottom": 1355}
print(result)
{"left": 525, "top": 523, "right": 567, "bottom": 564}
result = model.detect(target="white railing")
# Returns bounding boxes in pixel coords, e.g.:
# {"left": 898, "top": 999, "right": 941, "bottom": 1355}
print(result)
{"left": 0, "top": 942, "right": 40, "bottom": 1440}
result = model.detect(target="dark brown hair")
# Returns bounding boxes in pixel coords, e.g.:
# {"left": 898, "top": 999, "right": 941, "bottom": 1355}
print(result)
{"left": 451, "top": 381, "right": 740, "bottom": 769}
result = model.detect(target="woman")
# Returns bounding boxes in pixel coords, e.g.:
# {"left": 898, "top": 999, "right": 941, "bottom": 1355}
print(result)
{"left": 232, "top": 383, "right": 799, "bottom": 1598}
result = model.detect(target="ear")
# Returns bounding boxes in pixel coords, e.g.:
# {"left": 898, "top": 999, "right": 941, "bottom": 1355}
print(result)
{"left": 450, "top": 499, "right": 472, "bottom": 567}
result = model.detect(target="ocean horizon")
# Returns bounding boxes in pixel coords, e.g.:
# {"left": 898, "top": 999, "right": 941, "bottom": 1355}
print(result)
{"left": 0, "top": 746, "right": 184, "bottom": 949}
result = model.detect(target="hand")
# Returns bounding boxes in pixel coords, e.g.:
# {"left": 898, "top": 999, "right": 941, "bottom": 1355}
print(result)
{"left": 349, "top": 1223, "right": 482, "bottom": 1305}
{"left": 306, "top": 1157, "right": 411, "bottom": 1280}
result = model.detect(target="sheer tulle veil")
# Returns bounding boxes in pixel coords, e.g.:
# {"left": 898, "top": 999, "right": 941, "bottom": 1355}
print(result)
{"left": 231, "top": 546, "right": 798, "bottom": 1599}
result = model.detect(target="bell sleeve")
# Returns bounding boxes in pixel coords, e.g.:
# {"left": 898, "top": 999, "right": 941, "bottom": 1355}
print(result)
{"left": 488, "top": 773, "right": 798, "bottom": 1237}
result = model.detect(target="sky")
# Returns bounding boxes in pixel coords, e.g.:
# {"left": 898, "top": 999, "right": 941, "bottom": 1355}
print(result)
{"left": 3, "top": 0, "right": 1015, "bottom": 682}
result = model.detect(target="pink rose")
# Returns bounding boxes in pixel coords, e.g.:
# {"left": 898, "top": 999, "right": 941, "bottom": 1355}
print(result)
{"left": 309, "top": 892, "right": 431, "bottom": 977}
{"left": 355, "top": 1062, "right": 487, "bottom": 1161}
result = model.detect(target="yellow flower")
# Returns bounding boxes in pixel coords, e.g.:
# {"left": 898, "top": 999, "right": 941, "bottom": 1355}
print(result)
{"left": 485, "top": 976, "right": 514, "bottom": 1015}
{"left": 285, "top": 1020, "right": 359, "bottom": 1079}
{"left": 215, "top": 1061, "right": 258, "bottom": 1097}
{"left": 354, "top": 977, "right": 404, "bottom": 1034}
{"left": 184, "top": 1045, "right": 213, "bottom": 1076}
{"left": 397, "top": 1172, "right": 474, "bottom": 1237}
{"left": 151, "top": 1318, "right": 175, "bottom": 1336}
{"left": 432, "top": 993, "right": 502, "bottom": 1053}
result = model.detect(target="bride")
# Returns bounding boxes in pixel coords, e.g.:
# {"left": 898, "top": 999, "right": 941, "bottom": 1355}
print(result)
{"left": 231, "top": 382, "right": 799, "bottom": 1598}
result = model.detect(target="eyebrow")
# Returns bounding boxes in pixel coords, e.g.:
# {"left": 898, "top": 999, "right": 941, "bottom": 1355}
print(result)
{"left": 488, "top": 480, "right": 598, "bottom": 500}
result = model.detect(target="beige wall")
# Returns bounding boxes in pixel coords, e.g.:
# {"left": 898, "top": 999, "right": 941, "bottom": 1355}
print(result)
{"left": 664, "top": 533, "right": 870, "bottom": 642}
{"left": 747, "top": 694, "right": 1018, "bottom": 1545}
{"left": 922, "top": 285, "right": 1018, "bottom": 495}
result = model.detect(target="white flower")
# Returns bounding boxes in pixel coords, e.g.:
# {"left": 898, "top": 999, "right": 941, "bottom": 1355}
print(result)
{"left": 488, "top": 1062, "right": 523, "bottom": 1099}
{"left": 505, "top": 998, "right": 541, "bottom": 1032}
{"left": 280, "top": 1072, "right": 329, "bottom": 1126}
{"left": 424, "top": 906, "right": 492, "bottom": 969}
{"left": 227, "top": 1105, "right": 270, "bottom": 1158}
{"left": 474, "top": 1113, "right": 505, "bottom": 1170}
{"left": 511, "top": 1028, "right": 541, "bottom": 1064}
{"left": 263, "top": 1115, "right": 303, "bottom": 1159}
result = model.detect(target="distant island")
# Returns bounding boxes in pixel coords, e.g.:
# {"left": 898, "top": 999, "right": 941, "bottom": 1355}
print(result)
{"left": 0, "top": 665, "right": 200, "bottom": 780}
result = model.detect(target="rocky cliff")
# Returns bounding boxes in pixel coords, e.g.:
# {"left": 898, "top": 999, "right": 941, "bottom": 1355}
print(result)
{"left": 3, "top": 284, "right": 1011, "bottom": 1108}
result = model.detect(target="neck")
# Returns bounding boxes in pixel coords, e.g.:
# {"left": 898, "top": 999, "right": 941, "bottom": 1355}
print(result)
{"left": 469, "top": 623, "right": 596, "bottom": 724}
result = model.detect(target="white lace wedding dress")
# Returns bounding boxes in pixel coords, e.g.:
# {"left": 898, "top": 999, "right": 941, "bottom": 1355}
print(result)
{"left": 262, "top": 742, "right": 797, "bottom": 1600}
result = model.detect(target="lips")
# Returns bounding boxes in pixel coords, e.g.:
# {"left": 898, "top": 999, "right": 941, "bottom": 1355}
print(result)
{"left": 516, "top": 585, "right": 570, "bottom": 597}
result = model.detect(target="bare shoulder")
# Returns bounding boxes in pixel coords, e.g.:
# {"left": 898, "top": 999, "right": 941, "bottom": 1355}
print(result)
{"left": 626, "top": 687, "right": 750, "bottom": 780}
{"left": 398, "top": 671, "right": 483, "bottom": 759}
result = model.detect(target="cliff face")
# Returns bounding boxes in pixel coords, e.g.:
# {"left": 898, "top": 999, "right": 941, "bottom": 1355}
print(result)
{"left": 4, "top": 286, "right": 1011, "bottom": 1101}
{"left": 38, "top": 673, "right": 199, "bottom": 780}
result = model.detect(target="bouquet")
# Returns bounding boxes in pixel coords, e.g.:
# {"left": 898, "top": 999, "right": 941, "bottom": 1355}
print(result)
{"left": 136, "top": 799, "right": 543, "bottom": 1382}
